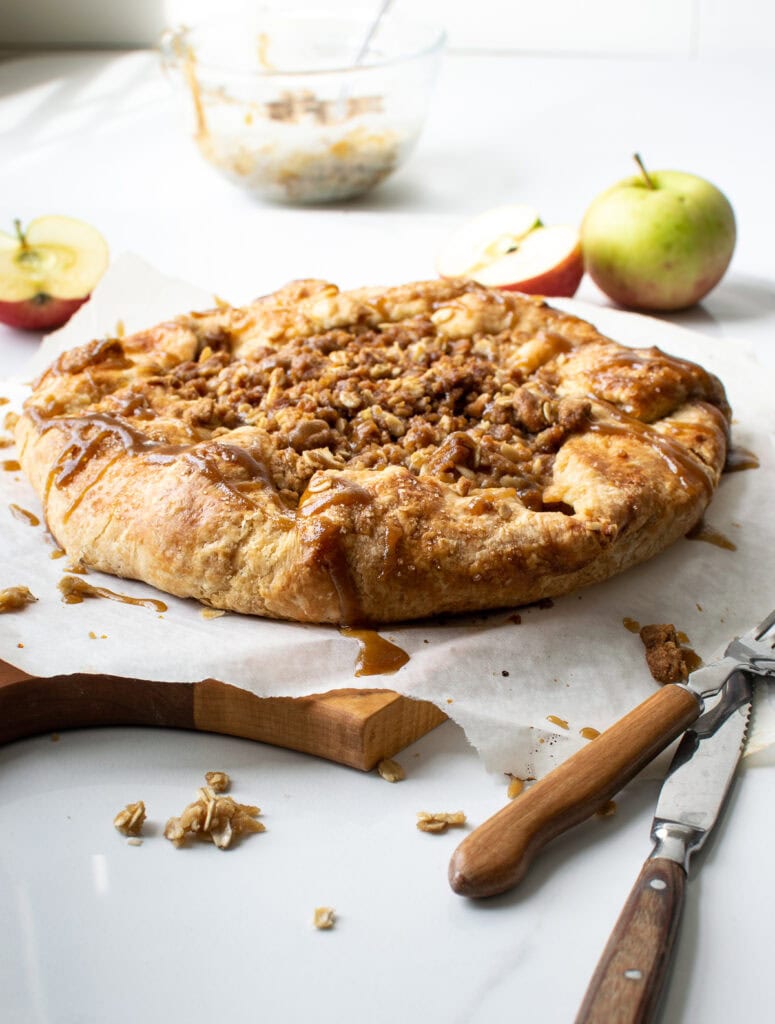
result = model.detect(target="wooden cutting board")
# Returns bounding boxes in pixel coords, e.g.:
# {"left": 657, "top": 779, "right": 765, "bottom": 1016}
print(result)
{"left": 0, "top": 659, "right": 447, "bottom": 770}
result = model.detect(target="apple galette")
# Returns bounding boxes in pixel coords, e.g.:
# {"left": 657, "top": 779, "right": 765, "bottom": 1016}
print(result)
{"left": 16, "top": 278, "right": 729, "bottom": 624}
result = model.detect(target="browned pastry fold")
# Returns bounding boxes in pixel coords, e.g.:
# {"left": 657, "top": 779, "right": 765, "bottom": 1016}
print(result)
{"left": 16, "top": 279, "right": 729, "bottom": 624}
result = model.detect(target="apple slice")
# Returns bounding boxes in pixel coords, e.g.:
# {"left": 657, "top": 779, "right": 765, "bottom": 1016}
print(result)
{"left": 436, "top": 205, "right": 542, "bottom": 279}
{"left": 437, "top": 208, "right": 584, "bottom": 298}
{"left": 0, "top": 215, "right": 109, "bottom": 331}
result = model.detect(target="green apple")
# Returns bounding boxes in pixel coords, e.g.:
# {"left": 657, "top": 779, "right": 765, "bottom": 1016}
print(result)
{"left": 581, "top": 155, "right": 736, "bottom": 311}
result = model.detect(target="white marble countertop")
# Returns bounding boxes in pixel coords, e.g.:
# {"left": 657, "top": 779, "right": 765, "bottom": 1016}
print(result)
{"left": 1, "top": 48, "right": 774, "bottom": 1024}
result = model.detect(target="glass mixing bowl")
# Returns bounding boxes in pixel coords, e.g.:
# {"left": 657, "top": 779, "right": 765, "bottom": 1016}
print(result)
{"left": 160, "top": 13, "right": 445, "bottom": 204}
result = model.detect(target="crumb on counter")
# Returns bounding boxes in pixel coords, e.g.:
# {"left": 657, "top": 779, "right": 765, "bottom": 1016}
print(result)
{"left": 313, "top": 907, "right": 336, "bottom": 930}
{"left": 377, "top": 758, "right": 405, "bottom": 783}
{"left": 416, "top": 811, "right": 467, "bottom": 834}
{"left": 164, "top": 777, "right": 264, "bottom": 850}
{"left": 204, "top": 770, "right": 230, "bottom": 793}
{"left": 113, "top": 800, "right": 147, "bottom": 837}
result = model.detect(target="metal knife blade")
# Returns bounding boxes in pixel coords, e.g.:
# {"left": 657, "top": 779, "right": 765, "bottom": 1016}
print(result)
{"left": 575, "top": 671, "right": 753, "bottom": 1024}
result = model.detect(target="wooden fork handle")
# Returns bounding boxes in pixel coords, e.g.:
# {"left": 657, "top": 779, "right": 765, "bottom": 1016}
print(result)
{"left": 448, "top": 685, "right": 700, "bottom": 898}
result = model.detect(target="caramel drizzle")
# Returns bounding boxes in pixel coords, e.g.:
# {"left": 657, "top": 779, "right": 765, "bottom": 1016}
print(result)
{"left": 30, "top": 410, "right": 274, "bottom": 521}
{"left": 340, "top": 627, "right": 410, "bottom": 677}
{"left": 2, "top": 459, "right": 21, "bottom": 471}
{"left": 299, "top": 478, "right": 372, "bottom": 623}
{"left": 587, "top": 346, "right": 719, "bottom": 400}
{"left": 587, "top": 402, "right": 716, "bottom": 499}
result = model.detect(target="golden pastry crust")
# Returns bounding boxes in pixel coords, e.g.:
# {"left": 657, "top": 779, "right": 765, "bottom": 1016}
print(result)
{"left": 15, "top": 279, "right": 729, "bottom": 624}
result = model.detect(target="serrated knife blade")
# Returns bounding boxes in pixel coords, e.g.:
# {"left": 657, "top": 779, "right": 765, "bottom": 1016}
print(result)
{"left": 575, "top": 671, "right": 754, "bottom": 1024}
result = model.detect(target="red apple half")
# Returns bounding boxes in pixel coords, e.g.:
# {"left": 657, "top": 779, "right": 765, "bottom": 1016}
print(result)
{"left": 0, "top": 215, "right": 109, "bottom": 331}
{"left": 437, "top": 206, "right": 584, "bottom": 298}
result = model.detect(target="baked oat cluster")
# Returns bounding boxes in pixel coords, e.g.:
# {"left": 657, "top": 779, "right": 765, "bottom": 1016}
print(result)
{"left": 15, "top": 278, "right": 730, "bottom": 624}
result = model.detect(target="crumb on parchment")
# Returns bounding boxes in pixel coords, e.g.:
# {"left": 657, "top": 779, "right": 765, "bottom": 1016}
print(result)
{"left": 0, "top": 585, "right": 37, "bottom": 613}
{"left": 639, "top": 623, "right": 688, "bottom": 684}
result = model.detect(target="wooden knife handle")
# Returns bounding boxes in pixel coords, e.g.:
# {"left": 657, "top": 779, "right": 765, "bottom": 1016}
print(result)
{"left": 575, "top": 857, "right": 686, "bottom": 1024}
{"left": 448, "top": 684, "right": 700, "bottom": 898}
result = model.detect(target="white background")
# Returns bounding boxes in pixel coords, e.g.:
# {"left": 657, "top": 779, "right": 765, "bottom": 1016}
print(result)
{"left": 0, "top": 0, "right": 773, "bottom": 56}
{"left": 0, "top": 11, "right": 774, "bottom": 1024}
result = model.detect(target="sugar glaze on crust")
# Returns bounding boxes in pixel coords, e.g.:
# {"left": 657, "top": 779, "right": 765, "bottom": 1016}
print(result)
{"left": 16, "top": 279, "right": 730, "bottom": 624}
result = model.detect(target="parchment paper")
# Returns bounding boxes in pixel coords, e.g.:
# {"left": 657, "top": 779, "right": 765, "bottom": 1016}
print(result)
{"left": 2, "top": 254, "right": 774, "bottom": 776}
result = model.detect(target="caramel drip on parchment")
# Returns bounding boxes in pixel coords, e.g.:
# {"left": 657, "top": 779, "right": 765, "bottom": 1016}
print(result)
{"left": 686, "top": 520, "right": 737, "bottom": 551}
{"left": 724, "top": 444, "right": 759, "bottom": 473}
{"left": 546, "top": 714, "right": 569, "bottom": 730}
{"left": 58, "top": 575, "right": 168, "bottom": 613}
{"left": 9, "top": 503, "right": 40, "bottom": 526}
{"left": 340, "top": 627, "right": 410, "bottom": 677}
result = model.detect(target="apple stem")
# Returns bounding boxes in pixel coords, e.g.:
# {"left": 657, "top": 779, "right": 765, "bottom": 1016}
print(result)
{"left": 633, "top": 153, "right": 655, "bottom": 189}
{"left": 13, "top": 219, "right": 28, "bottom": 248}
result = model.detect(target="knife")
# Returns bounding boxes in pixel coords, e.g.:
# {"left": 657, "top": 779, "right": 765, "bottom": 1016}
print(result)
{"left": 574, "top": 669, "right": 753, "bottom": 1023}
{"left": 449, "top": 609, "right": 775, "bottom": 898}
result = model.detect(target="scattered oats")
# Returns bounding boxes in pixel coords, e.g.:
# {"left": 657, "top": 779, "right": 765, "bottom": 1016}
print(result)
{"left": 114, "top": 800, "right": 146, "bottom": 837}
{"left": 0, "top": 435, "right": 13, "bottom": 449}
{"left": 416, "top": 811, "right": 467, "bottom": 834}
{"left": 377, "top": 758, "right": 405, "bottom": 783}
{"left": 0, "top": 585, "right": 37, "bottom": 613}
{"left": 200, "top": 606, "right": 226, "bottom": 619}
{"left": 164, "top": 784, "right": 264, "bottom": 849}
{"left": 314, "top": 907, "right": 336, "bottom": 930}
{"left": 114, "top": 318, "right": 126, "bottom": 338}
{"left": 205, "top": 771, "right": 230, "bottom": 793}
{"left": 127, "top": 837, "right": 143, "bottom": 847}
{"left": 3, "top": 410, "right": 19, "bottom": 432}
